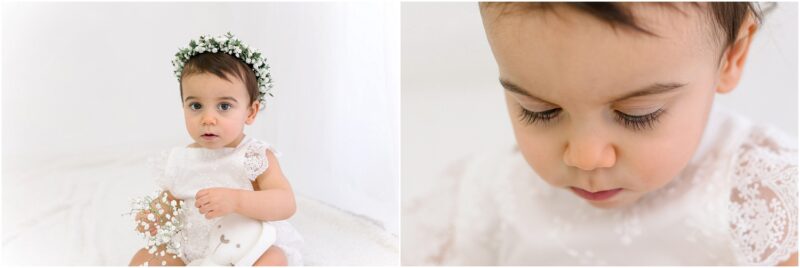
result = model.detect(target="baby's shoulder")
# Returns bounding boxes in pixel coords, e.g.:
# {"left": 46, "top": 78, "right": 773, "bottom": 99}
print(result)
{"left": 728, "top": 125, "right": 797, "bottom": 265}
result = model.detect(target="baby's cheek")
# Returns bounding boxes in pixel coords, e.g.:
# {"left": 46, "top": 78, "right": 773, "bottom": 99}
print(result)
{"left": 631, "top": 117, "right": 706, "bottom": 191}
{"left": 631, "top": 142, "right": 683, "bottom": 191}
{"left": 516, "top": 131, "right": 564, "bottom": 187}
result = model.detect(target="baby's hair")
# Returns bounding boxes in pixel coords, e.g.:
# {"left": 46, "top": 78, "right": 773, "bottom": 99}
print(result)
{"left": 179, "top": 52, "right": 260, "bottom": 106}
{"left": 479, "top": 2, "right": 768, "bottom": 55}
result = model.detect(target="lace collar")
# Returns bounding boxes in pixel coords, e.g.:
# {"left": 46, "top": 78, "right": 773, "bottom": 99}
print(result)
{"left": 180, "top": 135, "right": 253, "bottom": 160}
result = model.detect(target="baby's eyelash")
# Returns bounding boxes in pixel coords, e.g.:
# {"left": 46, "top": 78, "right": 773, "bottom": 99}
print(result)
{"left": 519, "top": 108, "right": 561, "bottom": 125}
{"left": 518, "top": 106, "right": 666, "bottom": 131}
{"left": 613, "top": 109, "right": 665, "bottom": 131}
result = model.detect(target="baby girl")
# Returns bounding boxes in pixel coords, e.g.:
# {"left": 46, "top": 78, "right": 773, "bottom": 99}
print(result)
{"left": 404, "top": 2, "right": 797, "bottom": 266}
{"left": 128, "top": 33, "right": 302, "bottom": 266}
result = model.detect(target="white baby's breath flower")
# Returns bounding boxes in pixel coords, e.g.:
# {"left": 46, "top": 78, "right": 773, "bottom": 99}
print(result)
{"left": 126, "top": 190, "right": 187, "bottom": 259}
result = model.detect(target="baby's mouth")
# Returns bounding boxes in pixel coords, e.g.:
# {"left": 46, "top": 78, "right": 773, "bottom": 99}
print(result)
{"left": 570, "top": 187, "right": 623, "bottom": 201}
{"left": 201, "top": 133, "right": 219, "bottom": 140}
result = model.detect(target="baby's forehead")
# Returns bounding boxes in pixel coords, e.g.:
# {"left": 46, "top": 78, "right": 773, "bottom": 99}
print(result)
{"left": 483, "top": 3, "right": 719, "bottom": 52}
{"left": 484, "top": 5, "right": 723, "bottom": 105}
{"left": 181, "top": 72, "right": 250, "bottom": 101}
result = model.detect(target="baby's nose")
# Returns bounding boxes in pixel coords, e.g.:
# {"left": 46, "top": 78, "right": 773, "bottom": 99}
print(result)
{"left": 563, "top": 128, "right": 617, "bottom": 171}
{"left": 563, "top": 142, "right": 617, "bottom": 171}
{"left": 201, "top": 113, "right": 217, "bottom": 125}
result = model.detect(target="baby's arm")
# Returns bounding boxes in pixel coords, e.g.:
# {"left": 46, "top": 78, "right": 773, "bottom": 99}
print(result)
{"left": 234, "top": 150, "right": 297, "bottom": 221}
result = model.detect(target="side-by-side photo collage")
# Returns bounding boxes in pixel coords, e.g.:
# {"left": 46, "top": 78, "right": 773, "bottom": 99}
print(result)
{"left": 2, "top": 1, "right": 798, "bottom": 266}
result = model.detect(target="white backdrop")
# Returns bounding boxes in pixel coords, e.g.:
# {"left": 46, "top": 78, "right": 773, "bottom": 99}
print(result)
{"left": 401, "top": 2, "right": 798, "bottom": 201}
{"left": 3, "top": 2, "right": 399, "bottom": 235}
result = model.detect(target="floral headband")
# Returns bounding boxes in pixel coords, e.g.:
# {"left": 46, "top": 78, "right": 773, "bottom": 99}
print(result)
{"left": 172, "top": 32, "right": 273, "bottom": 104}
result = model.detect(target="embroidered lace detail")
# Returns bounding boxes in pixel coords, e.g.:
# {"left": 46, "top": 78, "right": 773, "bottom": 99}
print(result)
{"left": 729, "top": 127, "right": 798, "bottom": 266}
{"left": 244, "top": 140, "right": 270, "bottom": 181}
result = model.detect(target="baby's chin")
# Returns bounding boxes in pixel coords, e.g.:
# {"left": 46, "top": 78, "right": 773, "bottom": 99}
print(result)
{"left": 192, "top": 136, "right": 231, "bottom": 149}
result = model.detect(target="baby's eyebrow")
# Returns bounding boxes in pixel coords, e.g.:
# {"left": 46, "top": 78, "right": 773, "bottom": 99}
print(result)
{"left": 217, "top": 96, "right": 239, "bottom": 103}
{"left": 183, "top": 96, "right": 239, "bottom": 103}
{"left": 498, "top": 79, "right": 555, "bottom": 104}
{"left": 499, "top": 78, "right": 686, "bottom": 103}
{"left": 611, "top": 82, "right": 687, "bottom": 102}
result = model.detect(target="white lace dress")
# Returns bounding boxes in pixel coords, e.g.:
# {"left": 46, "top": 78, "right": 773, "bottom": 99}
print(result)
{"left": 403, "top": 106, "right": 798, "bottom": 265}
{"left": 149, "top": 136, "right": 304, "bottom": 265}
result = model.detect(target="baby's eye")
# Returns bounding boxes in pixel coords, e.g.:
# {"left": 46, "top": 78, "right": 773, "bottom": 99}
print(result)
{"left": 519, "top": 107, "right": 562, "bottom": 125}
{"left": 518, "top": 104, "right": 666, "bottom": 132}
{"left": 189, "top": 102, "right": 202, "bottom": 111}
{"left": 614, "top": 109, "right": 666, "bottom": 131}
{"left": 218, "top": 102, "right": 232, "bottom": 111}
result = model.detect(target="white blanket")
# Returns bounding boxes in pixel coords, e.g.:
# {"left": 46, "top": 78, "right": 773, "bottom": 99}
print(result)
{"left": 2, "top": 149, "right": 398, "bottom": 265}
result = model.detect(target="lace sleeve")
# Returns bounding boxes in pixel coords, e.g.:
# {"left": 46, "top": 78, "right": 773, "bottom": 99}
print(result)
{"left": 147, "top": 149, "right": 174, "bottom": 191}
{"left": 244, "top": 140, "right": 281, "bottom": 181}
{"left": 729, "top": 127, "right": 798, "bottom": 266}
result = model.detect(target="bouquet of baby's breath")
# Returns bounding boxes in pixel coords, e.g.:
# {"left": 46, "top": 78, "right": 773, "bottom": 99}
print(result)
{"left": 124, "top": 190, "right": 188, "bottom": 266}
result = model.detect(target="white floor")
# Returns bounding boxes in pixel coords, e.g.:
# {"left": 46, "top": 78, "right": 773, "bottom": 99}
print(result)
{"left": 2, "top": 149, "right": 398, "bottom": 265}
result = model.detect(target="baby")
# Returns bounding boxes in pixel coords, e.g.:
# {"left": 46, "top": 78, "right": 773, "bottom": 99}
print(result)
{"left": 128, "top": 33, "right": 302, "bottom": 266}
{"left": 404, "top": 2, "right": 797, "bottom": 266}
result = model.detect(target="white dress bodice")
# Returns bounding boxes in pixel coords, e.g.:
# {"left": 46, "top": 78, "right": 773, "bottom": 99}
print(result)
{"left": 403, "top": 106, "right": 797, "bottom": 265}
{"left": 149, "top": 136, "right": 303, "bottom": 265}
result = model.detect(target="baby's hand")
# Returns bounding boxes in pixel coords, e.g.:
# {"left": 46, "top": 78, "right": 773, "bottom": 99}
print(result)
{"left": 135, "top": 210, "right": 158, "bottom": 236}
{"left": 195, "top": 188, "right": 241, "bottom": 219}
{"left": 134, "top": 191, "right": 181, "bottom": 236}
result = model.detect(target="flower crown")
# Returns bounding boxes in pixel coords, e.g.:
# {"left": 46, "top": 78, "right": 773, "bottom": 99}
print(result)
{"left": 172, "top": 32, "right": 273, "bottom": 105}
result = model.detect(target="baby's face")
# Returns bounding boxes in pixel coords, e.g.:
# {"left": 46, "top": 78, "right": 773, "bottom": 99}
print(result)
{"left": 181, "top": 72, "right": 258, "bottom": 149}
{"left": 482, "top": 4, "right": 737, "bottom": 208}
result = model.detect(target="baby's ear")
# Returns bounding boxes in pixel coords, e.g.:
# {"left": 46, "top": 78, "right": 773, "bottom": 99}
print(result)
{"left": 716, "top": 16, "right": 758, "bottom": 94}
{"left": 245, "top": 101, "right": 260, "bottom": 125}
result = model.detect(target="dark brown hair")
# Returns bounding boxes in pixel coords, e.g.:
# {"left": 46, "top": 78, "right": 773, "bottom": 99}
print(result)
{"left": 479, "top": 2, "right": 768, "bottom": 52}
{"left": 179, "top": 52, "right": 260, "bottom": 105}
